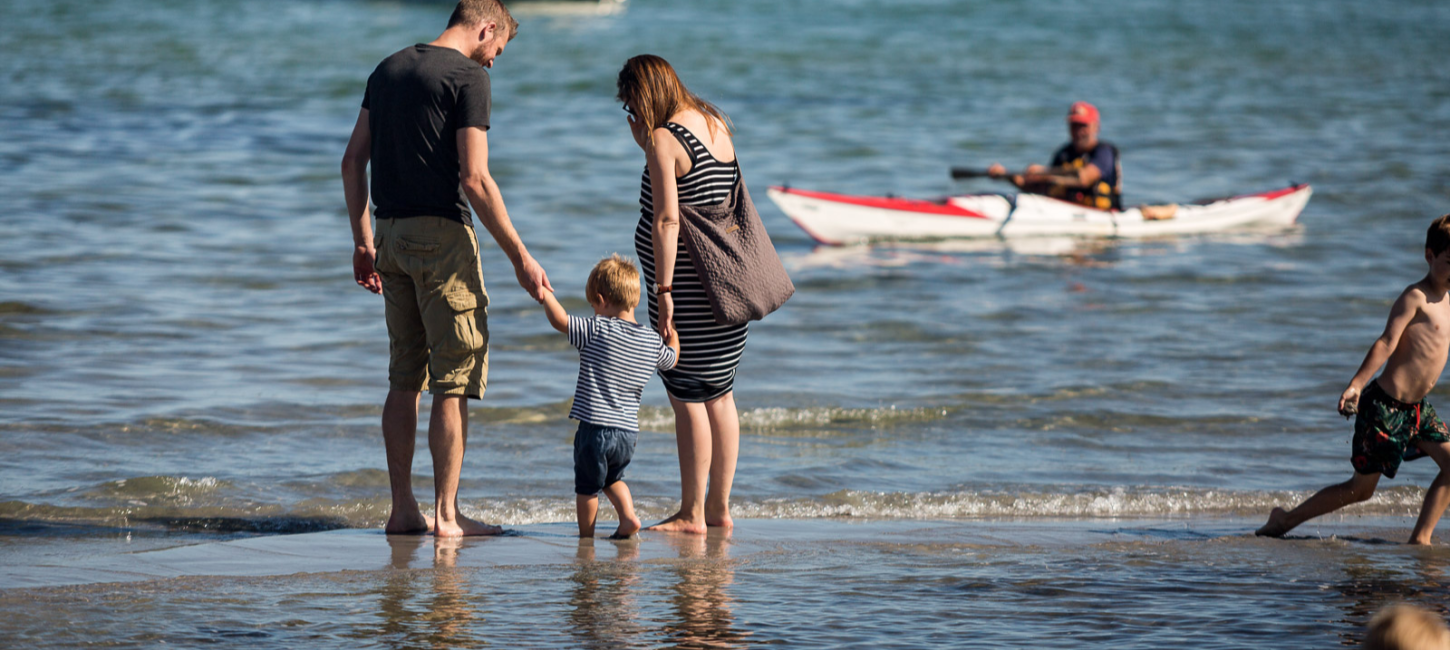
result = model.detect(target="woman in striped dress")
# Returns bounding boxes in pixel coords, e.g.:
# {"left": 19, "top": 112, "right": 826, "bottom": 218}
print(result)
{"left": 617, "top": 55, "right": 747, "bottom": 533}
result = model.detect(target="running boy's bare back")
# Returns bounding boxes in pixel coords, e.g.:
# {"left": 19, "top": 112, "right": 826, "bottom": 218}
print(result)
{"left": 1258, "top": 214, "right": 1450, "bottom": 545}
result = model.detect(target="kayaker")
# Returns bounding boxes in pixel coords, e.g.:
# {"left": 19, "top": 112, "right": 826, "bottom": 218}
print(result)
{"left": 988, "top": 101, "right": 1122, "bottom": 210}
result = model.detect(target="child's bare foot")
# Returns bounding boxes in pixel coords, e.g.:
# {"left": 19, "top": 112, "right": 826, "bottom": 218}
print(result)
{"left": 385, "top": 509, "right": 433, "bottom": 535}
{"left": 610, "top": 514, "right": 642, "bottom": 539}
{"left": 436, "top": 513, "right": 504, "bottom": 538}
{"left": 1255, "top": 507, "right": 1290, "bottom": 537}
{"left": 645, "top": 512, "right": 707, "bottom": 534}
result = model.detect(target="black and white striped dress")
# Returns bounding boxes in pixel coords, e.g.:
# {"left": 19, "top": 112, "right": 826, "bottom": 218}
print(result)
{"left": 635, "top": 122, "right": 748, "bottom": 402}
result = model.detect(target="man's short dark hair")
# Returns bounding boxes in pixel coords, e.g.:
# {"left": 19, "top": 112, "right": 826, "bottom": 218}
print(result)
{"left": 1428, "top": 214, "right": 1450, "bottom": 256}
{"left": 447, "top": 0, "right": 518, "bottom": 40}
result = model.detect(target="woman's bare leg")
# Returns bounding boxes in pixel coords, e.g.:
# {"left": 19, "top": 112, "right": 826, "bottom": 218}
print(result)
{"left": 646, "top": 397, "right": 710, "bottom": 534}
{"left": 704, "top": 392, "right": 739, "bottom": 529}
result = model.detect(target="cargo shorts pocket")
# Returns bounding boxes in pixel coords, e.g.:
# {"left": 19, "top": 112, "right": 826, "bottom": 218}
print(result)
{"left": 395, "top": 238, "right": 440, "bottom": 255}
{"left": 444, "top": 288, "right": 487, "bottom": 353}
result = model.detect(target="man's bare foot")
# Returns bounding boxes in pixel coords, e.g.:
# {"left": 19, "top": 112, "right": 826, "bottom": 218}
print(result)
{"left": 644, "top": 512, "right": 707, "bottom": 535}
{"left": 1255, "top": 507, "right": 1290, "bottom": 538}
{"left": 435, "top": 513, "right": 504, "bottom": 538}
{"left": 385, "top": 508, "right": 433, "bottom": 535}
{"left": 610, "top": 514, "right": 642, "bottom": 540}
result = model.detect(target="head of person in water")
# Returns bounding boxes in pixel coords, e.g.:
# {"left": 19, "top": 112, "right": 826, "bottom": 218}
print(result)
{"left": 446, "top": 0, "right": 518, "bottom": 68}
{"left": 1362, "top": 603, "right": 1450, "bottom": 650}
{"left": 1067, "top": 101, "right": 1100, "bottom": 153}
{"left": 615, "top": 54, "right": 733, "bottom": 147}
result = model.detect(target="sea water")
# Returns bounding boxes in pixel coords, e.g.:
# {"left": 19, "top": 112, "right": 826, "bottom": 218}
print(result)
{"left": 2, "top": 0, "right": 1449, "bottom": 646}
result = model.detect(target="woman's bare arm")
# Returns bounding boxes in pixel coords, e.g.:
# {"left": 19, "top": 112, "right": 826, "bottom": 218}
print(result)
{"left": 647, "top": 128, "right": 686, "bottom": 333}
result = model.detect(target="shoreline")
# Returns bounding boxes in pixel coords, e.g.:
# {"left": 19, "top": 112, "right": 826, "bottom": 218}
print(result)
{"left": 3, "top": 514, "right": 1431, "bottom": 591}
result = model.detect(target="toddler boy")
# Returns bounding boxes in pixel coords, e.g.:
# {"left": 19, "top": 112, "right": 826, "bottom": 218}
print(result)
{"left": 542, "top": 254, "right": 678, "bottom": 538}
{"left": 1259, "top": 214, "right": 1450, "bottom": 544}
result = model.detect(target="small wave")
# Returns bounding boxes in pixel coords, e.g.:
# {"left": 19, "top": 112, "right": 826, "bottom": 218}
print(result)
{"left": 82, "top": 475, "right": 226, "bottom": 506}
{"left": 638, "top": 405, "right": 954, "bottom": 433}
{"left": 725, "top": 485, "right": 1429, "bottom": 519}
{"left": 0, "top": 501, "right": 352, "bottom": 535}
{"left": 1, "top": 485, "right": 1430, "bottom": 535}
{"left": 0, "top": 301, "right": 49, "bottom": 315}
{"left": 316, "top": 468, "right": 391, "bottom": 489}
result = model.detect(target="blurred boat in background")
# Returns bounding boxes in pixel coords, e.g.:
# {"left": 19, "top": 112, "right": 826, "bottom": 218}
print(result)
{"left": 506, "top": 0, "right": 626, "bottom": 16}
{"left": 768, "top": 184, "right": 1312, "bottom": 245}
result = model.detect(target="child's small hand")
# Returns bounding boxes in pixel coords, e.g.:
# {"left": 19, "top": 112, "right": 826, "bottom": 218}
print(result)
{"left": 1338, "top": 387, "right": 1360, "bottom": 418}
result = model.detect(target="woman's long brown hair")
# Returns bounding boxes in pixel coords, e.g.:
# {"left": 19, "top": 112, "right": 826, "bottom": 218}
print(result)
{"left": 616, "top": 54, "right": 733, "bottom": 146}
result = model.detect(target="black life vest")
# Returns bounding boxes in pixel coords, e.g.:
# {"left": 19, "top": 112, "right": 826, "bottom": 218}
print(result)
{"left": 1048, "top": 142, "right": 1122, "bottom": 210}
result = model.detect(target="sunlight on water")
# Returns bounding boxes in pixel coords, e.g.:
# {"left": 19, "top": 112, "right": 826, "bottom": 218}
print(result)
{"left": 2, "top": 0, "right": 1450, "bottom": 646}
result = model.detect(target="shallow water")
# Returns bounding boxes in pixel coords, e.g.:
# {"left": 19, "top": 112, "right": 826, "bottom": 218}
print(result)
{"left": 3, "top": 0, "right": 1450, "bottom": 645}
{"left": 6, "top": 519, "right": 1450, "bottom": 649}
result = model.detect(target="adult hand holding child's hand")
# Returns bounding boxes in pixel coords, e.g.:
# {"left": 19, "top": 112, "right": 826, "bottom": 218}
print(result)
{"left": 515, "top": 253, "right": 553, "bottom": 303}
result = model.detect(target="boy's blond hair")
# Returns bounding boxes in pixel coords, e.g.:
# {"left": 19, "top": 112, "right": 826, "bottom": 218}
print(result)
{"left": 586, "top": 254, "right": 641, "bottom": 310}
{"left": 1364, "top": 604, "right": 1450, "bottom": 650}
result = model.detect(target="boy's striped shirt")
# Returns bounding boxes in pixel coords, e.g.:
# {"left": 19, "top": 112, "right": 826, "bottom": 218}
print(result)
{"left": 568, "top": 315, "right": 677, "bottom": 431}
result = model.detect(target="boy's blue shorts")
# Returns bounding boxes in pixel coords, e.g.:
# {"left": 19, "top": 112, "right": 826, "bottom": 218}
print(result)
{"left": 574, "top": 421, "right": 636, "bottom": 496}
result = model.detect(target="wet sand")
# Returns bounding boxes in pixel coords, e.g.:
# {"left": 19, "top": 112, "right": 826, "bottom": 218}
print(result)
{"left": 5, "top": 517, "right": 1447, "bottom": 648}
{"left": 0, "top": 516, "right": 1400, "bottom": 589}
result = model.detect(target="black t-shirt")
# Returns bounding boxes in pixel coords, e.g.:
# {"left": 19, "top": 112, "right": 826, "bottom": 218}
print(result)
{"left": 362, "top": 44, "right": 491, "bottom": 223}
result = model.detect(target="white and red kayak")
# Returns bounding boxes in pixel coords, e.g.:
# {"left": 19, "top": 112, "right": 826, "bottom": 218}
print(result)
{"left": 767, "top": 184, "right": 1311, "bottom": 245}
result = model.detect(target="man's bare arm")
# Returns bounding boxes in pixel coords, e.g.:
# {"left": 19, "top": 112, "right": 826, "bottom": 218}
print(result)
{"left": 1340, "top": 287, "right": 1424, "bottom": 412}
{"left": 1024, "top": 163, "right": 1102, "bottom": 190}
{"left": 457, "top": 126, "right": 552, "bottom": 301}
{"left": 540, "top": 289, "right": 569, "bottom": 334}
{"left": 342, "top": 108, "right": 381, "bottom": 294}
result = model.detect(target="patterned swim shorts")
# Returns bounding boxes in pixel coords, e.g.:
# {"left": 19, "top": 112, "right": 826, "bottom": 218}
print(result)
{"left": 1351, "top": 380, "right": 1450, "bottom": 478}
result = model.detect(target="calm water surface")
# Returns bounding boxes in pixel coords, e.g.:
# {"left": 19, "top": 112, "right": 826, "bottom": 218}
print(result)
{"left": 2, "top": 0, "right": 1449, "bottom": 646}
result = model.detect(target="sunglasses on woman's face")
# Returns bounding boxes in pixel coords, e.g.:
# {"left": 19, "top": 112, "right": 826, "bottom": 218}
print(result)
{"left": 623, "top": 104, "right": 637, "bottom": 118}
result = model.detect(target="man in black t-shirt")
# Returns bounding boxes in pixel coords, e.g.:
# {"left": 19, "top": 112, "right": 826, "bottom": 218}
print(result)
{"left": 341, "top": 0, "right": 551, "bottom": 538}
{"left": 989, "top": 101, "right": 1123, "bottom": 210}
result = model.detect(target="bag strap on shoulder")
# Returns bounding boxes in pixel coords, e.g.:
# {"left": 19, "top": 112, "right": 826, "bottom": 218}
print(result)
{"left": 663, "top": 123, "right": 700, "bottom": 167}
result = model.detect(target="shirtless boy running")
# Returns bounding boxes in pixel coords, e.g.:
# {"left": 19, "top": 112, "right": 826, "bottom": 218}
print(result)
{"left": 1259, "top": 214, "right": 1450, "bottom": 545}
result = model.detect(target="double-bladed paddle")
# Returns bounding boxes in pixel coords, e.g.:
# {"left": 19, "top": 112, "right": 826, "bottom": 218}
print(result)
{"left": 951, "top": 166, "right": 1083, "bottom": 180}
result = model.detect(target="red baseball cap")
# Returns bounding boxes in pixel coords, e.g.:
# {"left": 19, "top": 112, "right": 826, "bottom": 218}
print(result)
{"left": 1067, "top": 101, "right": 1099, "bottom": 125}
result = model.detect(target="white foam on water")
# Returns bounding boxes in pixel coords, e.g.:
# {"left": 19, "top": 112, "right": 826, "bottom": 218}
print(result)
{"left": 637, "top": 405, "right": 954, "bottom": 433}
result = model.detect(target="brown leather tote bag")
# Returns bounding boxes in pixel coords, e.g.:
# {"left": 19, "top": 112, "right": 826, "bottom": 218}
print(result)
{"left": 676, "top": 167, "right": 795, "bottom": 326}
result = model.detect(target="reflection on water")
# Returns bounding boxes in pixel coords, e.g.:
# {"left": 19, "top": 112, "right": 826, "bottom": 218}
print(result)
{"left": 788, "top": 227, "right": 1307, "bottom": 272}
{"left": 1330, "top": 549, "right": 1450, "bottom": 647}
{"left": 357, "top": 535, "right": 488, "bottom": 649}
{"left": 570, "top": 538, "right": 645, "bottom": 649}
{"left": 568, "top": 532, "right": 750, "bottom": 649}
{"left": 659, "top": 531, "right": 750, "bottom": 650}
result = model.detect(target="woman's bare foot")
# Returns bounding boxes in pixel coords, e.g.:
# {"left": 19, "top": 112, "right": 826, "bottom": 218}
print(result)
{"left": 705, "top": 504, "right": 733, "bottom": 530}
{"left": 609, "top": 514, "right": 642, "bottom": 540}
{"left": 1255, "top": 507, "right": 1290, "bottom": 537}
{"left": 645, "top": 511, "right": 707, "bottom": 535}
{"left": 435, "top": 513, "right": 504, "bottom": 538}
{"left": 385, "top": 509, "right": 433, "bottom": 535}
